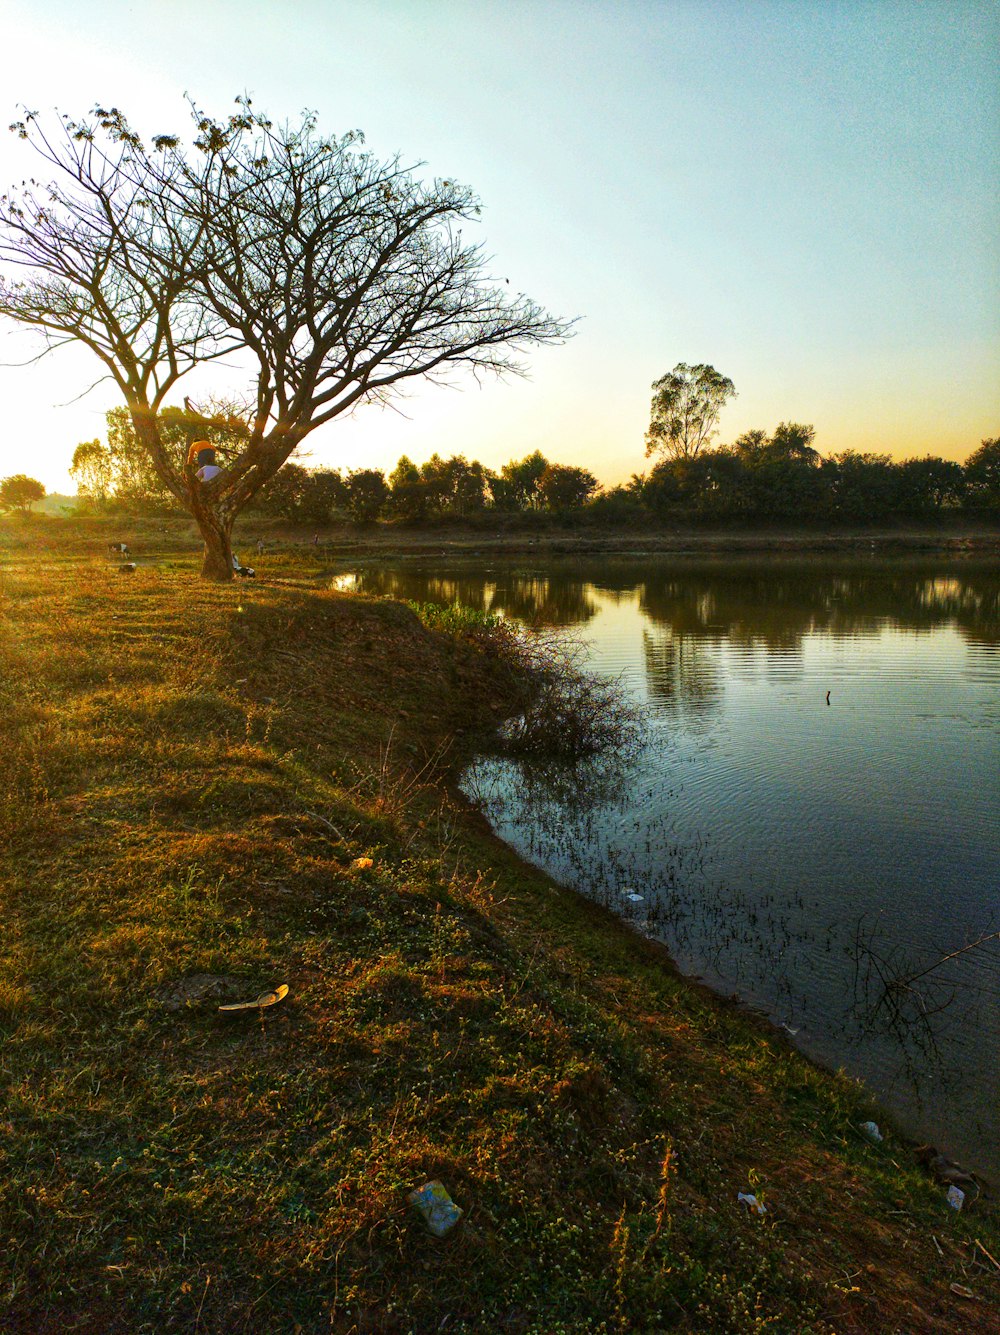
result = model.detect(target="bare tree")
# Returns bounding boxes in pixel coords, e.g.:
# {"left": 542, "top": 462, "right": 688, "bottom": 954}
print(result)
{"left": 0, "top": 99, "right": 570, "bottom": 578}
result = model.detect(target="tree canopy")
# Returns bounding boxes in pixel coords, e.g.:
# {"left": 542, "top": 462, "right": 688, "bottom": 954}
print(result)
{"left": 59, "top": 427, "right": 1000, "bottom": 528}
{"left": 70, "top": 405, "right": 234, "bottom": 510}
{"left": 965, "top": 437, "right": 1000, "bottom": 509}
{"left": 645, "top": 363, "right": 736, "bottom": 460}
{"left": 538, "top": 463, "right": 599, "bottom": 511}
{"left": 498, "top": 450, "right": 549, "bottom": 509}
{"left": 0, "top": 98, "right": 570, "bottom": 576}
{"left": 0, "top": 474, "right": 45, "bottom": 513}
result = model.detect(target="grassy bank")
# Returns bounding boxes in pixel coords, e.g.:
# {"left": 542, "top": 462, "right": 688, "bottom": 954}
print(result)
{"left": 1, "top": 522, "right": 998, "bottom": 1333}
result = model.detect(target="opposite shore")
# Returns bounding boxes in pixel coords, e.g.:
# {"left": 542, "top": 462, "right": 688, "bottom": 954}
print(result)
{"left": 19, "top": 509, "right": 1000, "bottom": 564}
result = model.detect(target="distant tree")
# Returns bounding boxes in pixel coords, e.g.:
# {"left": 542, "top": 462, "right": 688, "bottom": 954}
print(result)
{"left": 0, "top": 99, "right": 569, "bottom": 580}
{"left": 768, "top": 422, "right": 819, "bottom": 464}
{"left": 410, "top": 453, "right": 491, "bottom": 516}
{"left": 389, "top": 456, "right": 421, "bottom": 491}
{"left": 964, "top": 437, "right": 1000, "bottom": 509}
{"left": 823, "top": 451, "right": 900, "bottom": 521}
{"left": 0, "top": 474, "right": 45, "bottom": 513}
{"left": 642, "top": 453, "right": 717, "bottom": 514}
{"left": 298, "top": 468, "right": 348, "bottom": 525}
{"left": 538, "top": 463, "right": 600, "bottom": 511}
{"left": 486, "top": 470, "right": 517, "bottom": 510}
{"left": 418, "top": 454, "right": 454, "bottom": 514}
{"left": 443, "top": 456, "right": 490, "bottom": 515}
{"left": 499, "top": 450, "right": 549, "bottom": 509}
{"left": 249, "top": 463, "right": 348, "bottom": 523}
{"left": 105, "top": 407, "right": 184, "bottom": 508}
{"left": 729, "top": 429, "right": 771, "bottom": 464}
{"left": 645, "top": 363, "right": 736, "bottom": 460}
{"left": 250, "top": 462, "right": 311, "bottom": 520}
{"left": 587, "top": 482, "right": 646, "bottom": 523}
{"left": 345, "top": 468, "right": 389, "bottom": 523}
{"left": 723, "top": 423, "right": 822, "bottom": 517}
{"left": 896, "top": 457, "right": 964, "bottom": 514}
{"left": 387, "top": 456, "right": 431, "bottom": 521}
{"left": 69, "top": 439, "right": 113, "bottom": 504}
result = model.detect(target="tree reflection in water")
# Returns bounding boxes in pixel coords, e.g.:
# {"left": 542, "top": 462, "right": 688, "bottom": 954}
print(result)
{"left": 339, "top": 554, "right": 998, "bottom": 646}
{"left": 333, "top": 564, "right": 598, "bottom": 627}
{"left": 641, "top": 629, "right": 725, "bottom": 723}
{"left": 634, "top": 559, "right": 1000, "bottom": 649}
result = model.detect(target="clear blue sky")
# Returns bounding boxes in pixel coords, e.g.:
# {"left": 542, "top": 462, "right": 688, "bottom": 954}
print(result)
{"left": 1, "top": 0, "right": 997, "bottom": 492}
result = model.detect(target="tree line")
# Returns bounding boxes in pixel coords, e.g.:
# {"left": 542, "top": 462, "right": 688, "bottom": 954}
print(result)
{"left": 633, "top": 362, "right": 998, "bottom": 522}
{"left": 67, "top": 412, "right": 601, "bottom": 522}
{"left": 60, "top": 404, "right": 1000, "bottom": 525}
{"left": 631, "top": 431, "right": 1000, "bottom": 522}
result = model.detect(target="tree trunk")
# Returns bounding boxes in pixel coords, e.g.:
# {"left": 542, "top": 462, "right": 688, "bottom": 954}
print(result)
{"left": 194, "top": 505, "right": 235, "bottom": 582}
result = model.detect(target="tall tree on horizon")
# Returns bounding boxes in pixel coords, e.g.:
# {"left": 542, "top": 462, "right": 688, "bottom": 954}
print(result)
{"left": 645, "top": 363, "right": 736, "bottom": 461}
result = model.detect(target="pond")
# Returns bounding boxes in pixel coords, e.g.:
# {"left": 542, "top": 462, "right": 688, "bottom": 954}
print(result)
{"left": 333, "top": 555, "right": 1000, "bottom": 1177}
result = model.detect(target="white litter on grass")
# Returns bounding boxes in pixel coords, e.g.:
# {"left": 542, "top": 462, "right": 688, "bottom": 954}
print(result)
{"left": 946, "top": 1186, "right": 965, "bottom": 1211}
{"left": 737, "top": 1192, "right": 767, "bottom": 1215}
{"left": 859, "top": 1121, "right": 883, "bottom": 1143}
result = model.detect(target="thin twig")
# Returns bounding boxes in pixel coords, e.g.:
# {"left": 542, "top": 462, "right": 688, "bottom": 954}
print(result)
{"left": 303, "top": 809, "right": 347, "bottom": 841}
{"left": 974, "top": 1238, "right": 1000, "bottom": 1273}
{"left": 194, "top": 1273, "right": 211, "bottom": 1332}
{"left": 896, "top": 930, "right": 1000, "bottom": 991}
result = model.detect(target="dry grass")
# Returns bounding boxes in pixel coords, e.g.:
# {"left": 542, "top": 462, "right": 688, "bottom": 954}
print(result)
{"left": 0, "top": 517, "right": 997, "bottom": 1334}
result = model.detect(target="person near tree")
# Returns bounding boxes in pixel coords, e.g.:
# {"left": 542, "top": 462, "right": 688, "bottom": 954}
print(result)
{"left": 187, "top": 440, "right": 222, "bottom": 482}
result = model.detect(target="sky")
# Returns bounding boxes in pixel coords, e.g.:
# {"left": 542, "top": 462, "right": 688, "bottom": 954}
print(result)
{"left": 0, "top": 0, "right": 997, "bottom": 494}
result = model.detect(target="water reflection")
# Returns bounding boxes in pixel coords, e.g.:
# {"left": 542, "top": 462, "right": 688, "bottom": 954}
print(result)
{"left": 337, "top": 555, "right": 1000, "bottom": 1174}
{"left": 338, "top": 556, "right": 1000, "bottom": 644}
{"left": 641, "top": 629, "right": 725, "bottom": 719}
{"left": 333, "top": 566, "right": 598, "bottom": 627}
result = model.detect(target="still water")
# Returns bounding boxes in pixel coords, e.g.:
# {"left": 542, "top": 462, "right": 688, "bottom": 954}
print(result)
{"left": 336, "top": 556, "right": 1000, "bottom": 1175}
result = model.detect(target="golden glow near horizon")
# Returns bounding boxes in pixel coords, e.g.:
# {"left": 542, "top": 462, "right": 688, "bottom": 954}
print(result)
{"left": 0, "top": 0, "right": 997, "bottom": 494}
